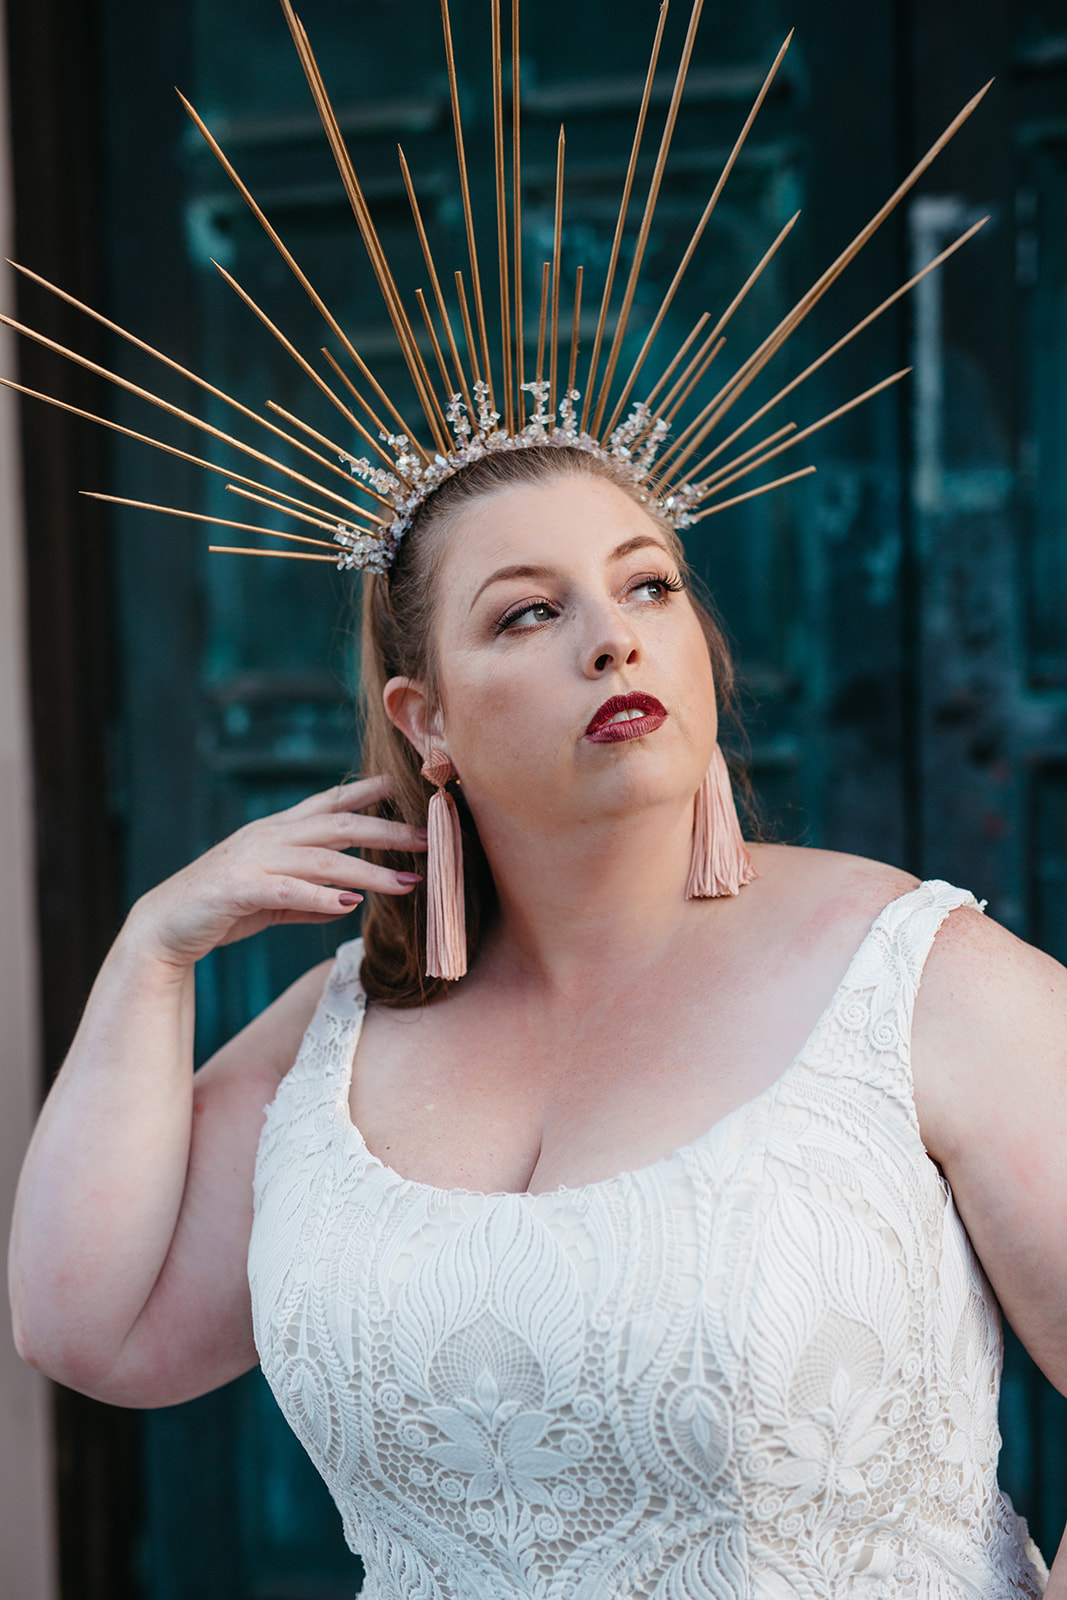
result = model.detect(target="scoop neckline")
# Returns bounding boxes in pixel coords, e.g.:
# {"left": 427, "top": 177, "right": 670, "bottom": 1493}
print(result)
{"left": 329, "top": 879, "right": 945, "bottom": 1203}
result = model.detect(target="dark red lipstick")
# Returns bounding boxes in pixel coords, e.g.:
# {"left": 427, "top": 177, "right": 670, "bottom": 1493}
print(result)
{"left": 585, "top": 691, "right": 668, "bottom": 743}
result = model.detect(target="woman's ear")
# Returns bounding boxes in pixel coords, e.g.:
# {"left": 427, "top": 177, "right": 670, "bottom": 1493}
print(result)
{"left": 383, "top": 676, "right": 445, "bottom": 761}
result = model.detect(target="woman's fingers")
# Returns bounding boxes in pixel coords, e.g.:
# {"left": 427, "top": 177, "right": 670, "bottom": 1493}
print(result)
{"left": 283, "top": 811, "right": 427, "bottom": 855}
{"left": 257, "top": 875, "right": 367, "bottom": 916}
{"left": 288, "top": 774, "right": 394, "bottom": 819}
{"left": 136, "top": 774, "right": 428, "bottom": 963}
{"left": 268, "top": 849, "right": 423, "bottom": 896}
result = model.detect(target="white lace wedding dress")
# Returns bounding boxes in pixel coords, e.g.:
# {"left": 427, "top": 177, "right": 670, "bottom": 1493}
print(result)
{"left": 248, "top": 881, "right": 1048, "bottom": 1598}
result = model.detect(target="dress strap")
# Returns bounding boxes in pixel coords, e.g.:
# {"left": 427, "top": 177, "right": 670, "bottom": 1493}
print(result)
{"left": 273, "top": 935, "right": 367, "bottom": 1096}
{"left": 805, "top": 880, "right": 981, "bottom": 1112}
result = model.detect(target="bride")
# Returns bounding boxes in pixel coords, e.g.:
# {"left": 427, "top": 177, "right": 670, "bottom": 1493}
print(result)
{"left": 10, "top": 442, "right": 1063, "bottom": 1596}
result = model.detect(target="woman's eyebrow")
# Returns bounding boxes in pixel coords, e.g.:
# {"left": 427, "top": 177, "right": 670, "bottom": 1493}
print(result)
{"left": 470, "top": 536, "right": 671, "bottom": 611}
{"left": 609, "top": 534, "right": 672, "bottom": 563}
{"left": 470, "top": 563, "right": 555, "bottom": 610}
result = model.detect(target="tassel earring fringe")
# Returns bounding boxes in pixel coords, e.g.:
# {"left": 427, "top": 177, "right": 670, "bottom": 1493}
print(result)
{"left": 686, "top": 743, "right": 758, "bottom": 899}
{"left": 421, "top": 749, "right": 467, "bottom": 979}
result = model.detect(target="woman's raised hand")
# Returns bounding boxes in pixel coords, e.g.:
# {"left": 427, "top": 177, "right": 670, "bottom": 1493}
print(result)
{"left": 127, "top": 775, "right": 427, "bottom": 968}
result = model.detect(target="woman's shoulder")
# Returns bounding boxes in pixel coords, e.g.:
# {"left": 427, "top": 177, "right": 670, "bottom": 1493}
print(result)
{"left": 746, "top": 841, "right": 920, "bottom": 946}
{"left": 747, "top": 842, "right": 1066, "bottom": 1055}
{"left": 916, "top": 887, "right": 1067, "bottom": 1056}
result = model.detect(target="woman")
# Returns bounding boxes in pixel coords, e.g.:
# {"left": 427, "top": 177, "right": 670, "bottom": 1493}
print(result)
{"left": 10, "top": 441, "right": 1066, "bottom": 1596}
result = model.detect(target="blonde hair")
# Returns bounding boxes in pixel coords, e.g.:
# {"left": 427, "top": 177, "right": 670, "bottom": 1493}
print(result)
{"left": 357, "top": 446, "right": 741, "bottom": 1008}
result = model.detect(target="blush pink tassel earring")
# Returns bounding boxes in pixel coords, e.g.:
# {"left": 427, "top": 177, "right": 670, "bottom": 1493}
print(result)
{"left": 421, "top": 749, "right": 467, "bottom": 980}
{"left": 685, "top": 744, "right": 758, "bottom": 899}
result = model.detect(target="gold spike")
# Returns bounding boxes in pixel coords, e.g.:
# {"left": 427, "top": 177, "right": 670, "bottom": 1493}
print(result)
{"left": 440, "top": 0, "right": 495, "bottom": 406}
{"left": 603, "top": 31, "right": 793, "bottom": 433}
{"left": 225, "top": 475, "right": 369, "bottom": 528}
{"left": 627, "top": 339, "right": 724, "bottom": 461}
{"left": 210, "top": 545, "right": 338, "bottom": 562}
{"left": 622, "top": 322, "right": 717, "bottom": 454}
{"left": 691, "top": 420, "right": 796, "bottom": 486}
{"left": 592, "top": 0, "right": 706, "bottom": 435}
{"left": 0, "top": 375, "right": 367, "bottom": 529}
{"left": 582, "top": 0, "right": 670, "bottom": 430}
{"left": 0, "top": 311, "right": 373, "bottom": 521}
{"left": 659, "top": 83, "right": 993, "bottom": 485}
{"left": 642, "top": 311, "right": 710, "bottom": 409}
{"left": 81, "top": 492, "right": 346, "bottom": 550}
{"left": 626, "top": 336, "right": 725, "bottom": 457}
{"left": 567, "top": 265, "right": 584, "bottom": 399}
{"left": 615, "top": 208, "right": 799, "bottom": 443}
{"left": 319, "top": 348, "right": 404, "bottom": 461}
{"left": 283, "top": 10, "right": 447, "bottom": 452}
{"left": 535, "top": 261, "right": 551, "bottom": 388}
{"left": 398, "top": 147, "right": 475, "bottom": 415}
{"left": 684, "top": 215, "right": 990, "bottom": 483}
{"left": 661, "top": 336, "right": 726, "bottom": 422}
{"left": 687, "top": 370, "right": 910, "bottom": 500}
{"left": 264, "top": 402, "right": 390, "bottom": 522}
{"left": 549, "top": 126, "right": 565, "bottom": 414}
{"left": 416, "top": 288, "right": 455, "bottom": 396}
{"left": 653, "top": 327, "right": 723, "bottom": 420}
{"left": 652, "top": 212, "right": 799, "bottom": 467}
{"left": 224, "top": 484, "right": 363, "bottom": 537}
{"left": 263, "top": 399, "right": 357, "bottom": 471}
{"left": 6, "top": 259, "right": 377, "bottom": 498}
{"left": 177, "top": 90, "right": 427, "bottom": 459}
{"left": 279, "top": 0, "right": 449, "bottom": 453}
{"left": 336, "top": 339, "right": 427, "bottom": 461}
{"left": 455, "top": 271, "right": 483, "bottom": 389}
{"left": 492, "top": 0, "right": 514, "bottom": 432}
{"left": 207, "top": 258, "right": 399, "bottom": 478}
{"left": 686, "top": 464, "right": 816, "bottom": 521}
{"left": 512, "top": 0, "right": 525, "bottom": 424}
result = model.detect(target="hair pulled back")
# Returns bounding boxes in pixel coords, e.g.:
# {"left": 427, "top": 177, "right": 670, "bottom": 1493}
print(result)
{"left": 358, "top": 445, "right": 741, "bottom": 1008}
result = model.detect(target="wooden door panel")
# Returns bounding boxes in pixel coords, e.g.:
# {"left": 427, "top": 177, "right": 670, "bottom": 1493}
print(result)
{"left": 908, "top": 0, "right": 1067, "bottom": 1562}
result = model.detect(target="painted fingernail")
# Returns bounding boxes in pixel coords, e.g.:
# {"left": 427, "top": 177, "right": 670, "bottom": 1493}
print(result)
{"left": 395, "top": 872, "right": 423, "bottom": 886}
{"left": 338, "top": 892, "right": 363, "bottom": 907}
{"left": 413, "top": 827, "right": 429, "bottom": 841}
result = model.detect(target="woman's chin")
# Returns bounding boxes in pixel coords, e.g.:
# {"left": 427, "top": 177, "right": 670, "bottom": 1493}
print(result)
{"left": 572, "top": 762, "right": 705, "bottom": 826}
{"left": 463, "top": 738, "right": 710, "bottom": 833}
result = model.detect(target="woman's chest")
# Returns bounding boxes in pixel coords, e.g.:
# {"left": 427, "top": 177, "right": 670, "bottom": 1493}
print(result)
{"left": 348, "top": 955, "right": 847, "bottom": 1195}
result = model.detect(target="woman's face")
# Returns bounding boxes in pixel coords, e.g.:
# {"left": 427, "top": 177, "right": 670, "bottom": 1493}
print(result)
{"left": 409, "top": 474, "right": 718, "bottom": 836}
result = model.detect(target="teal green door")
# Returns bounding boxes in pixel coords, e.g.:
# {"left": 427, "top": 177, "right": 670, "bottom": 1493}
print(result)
{"left": 39, "top": 0, "right": 1067, "bottom": 1588}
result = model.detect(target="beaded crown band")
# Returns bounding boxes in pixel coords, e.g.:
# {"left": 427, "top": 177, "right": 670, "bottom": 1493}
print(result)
{"left": 0, "top": 1, "right": 989, "bottom": 576}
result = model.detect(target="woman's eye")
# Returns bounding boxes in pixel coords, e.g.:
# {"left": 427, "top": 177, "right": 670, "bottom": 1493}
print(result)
{"left": 497, "top": 599, "right": 557, "bottom": 632}
{"left": 630, "top": 573, "right": 683, "bottom": 603}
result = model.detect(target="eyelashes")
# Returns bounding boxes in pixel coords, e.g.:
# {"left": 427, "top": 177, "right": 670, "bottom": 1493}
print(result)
{"left": 495, "top": 598, "right": 558, "bottom": 632}
{"left": 494, "top": 571, "right": 685, "bottom": 634}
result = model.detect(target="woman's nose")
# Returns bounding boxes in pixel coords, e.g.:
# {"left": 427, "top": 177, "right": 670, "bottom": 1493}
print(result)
{"left": 584, "top": 612, "right": 641, "bottom": 677}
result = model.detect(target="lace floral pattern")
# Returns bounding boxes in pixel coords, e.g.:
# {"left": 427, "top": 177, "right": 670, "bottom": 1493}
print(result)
{"left": 249, "top": 882, "right": 1047, "bottom": 1598}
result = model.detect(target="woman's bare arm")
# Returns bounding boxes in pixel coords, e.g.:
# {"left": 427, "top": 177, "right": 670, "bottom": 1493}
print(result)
{"left": 8, "top": 777, "right": 425, "bottom": 1407}
{"left": 914, "top": 907, "right": 1067, "bottom": 1591}
{"left": 914, "top": 908, "right": 1067, "bottom": 1391}
{"left": 10, "top": 947, "right": 330, "bottom": 1406}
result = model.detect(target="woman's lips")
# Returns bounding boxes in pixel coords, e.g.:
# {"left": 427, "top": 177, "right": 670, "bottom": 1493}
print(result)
{"left": 585, "top": 691, "right": 668, "bottom": 743}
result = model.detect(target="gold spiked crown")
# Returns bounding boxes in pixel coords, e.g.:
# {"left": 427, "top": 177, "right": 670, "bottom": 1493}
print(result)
{"left": 0, "top": 0, "right": 991, "bottom": 576}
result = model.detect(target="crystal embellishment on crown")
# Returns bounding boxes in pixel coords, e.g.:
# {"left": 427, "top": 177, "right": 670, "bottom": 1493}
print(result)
{"left": 334, "top": 380, "right": 699, "bottom": 575}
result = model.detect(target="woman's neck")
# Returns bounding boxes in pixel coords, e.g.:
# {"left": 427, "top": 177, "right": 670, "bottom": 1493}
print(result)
{"left": 471, "top": 797, "right": 706, "bottom": 996}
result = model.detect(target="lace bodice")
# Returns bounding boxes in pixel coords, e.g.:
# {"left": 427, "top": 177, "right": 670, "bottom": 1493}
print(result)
{"left": 249, "top": 881, "right": 1047, "bottom": 1598}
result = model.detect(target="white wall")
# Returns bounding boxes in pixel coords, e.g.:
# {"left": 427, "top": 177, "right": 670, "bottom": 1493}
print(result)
{"left": 0, "top": 0, "right": 60, "bottom": 1588}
